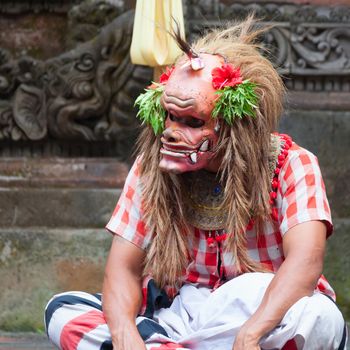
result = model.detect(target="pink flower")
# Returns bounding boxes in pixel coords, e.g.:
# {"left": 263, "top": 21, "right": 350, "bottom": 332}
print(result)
{"left": 212, "top": 64, "right": 243, "bottom": 90}
{"left": 159, "top": 66, "right": 175, "bottom": 84}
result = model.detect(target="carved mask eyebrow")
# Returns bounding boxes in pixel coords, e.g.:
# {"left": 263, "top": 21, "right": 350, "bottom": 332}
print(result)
{"left": 162, "top": 91, "right": 196, "bottom": 109}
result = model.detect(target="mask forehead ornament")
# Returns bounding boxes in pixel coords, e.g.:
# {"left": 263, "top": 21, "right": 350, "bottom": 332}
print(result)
{"left": 135, "top": 40, "right": 258, "bottom": 174}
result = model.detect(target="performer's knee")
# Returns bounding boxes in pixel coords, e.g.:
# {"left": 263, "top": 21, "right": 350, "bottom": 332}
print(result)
{"left": 44, "top": 291, "right": 103, "bottom": 348}
{"left": 309, "top": 293, "right": 343, "bottom": 325}
{"left": 306, "top": 293, "right": 346, "bottom": 346}
{"left": 45, "top": 292, "right": 77, "bottom": 333}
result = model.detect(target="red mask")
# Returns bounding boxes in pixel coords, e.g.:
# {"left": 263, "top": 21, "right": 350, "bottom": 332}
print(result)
{"left": 160, "top": 54, "right": 223, "bottom": 174}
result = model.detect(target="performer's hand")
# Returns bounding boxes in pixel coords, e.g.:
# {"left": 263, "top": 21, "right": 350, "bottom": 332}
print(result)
{"left": 232, "top": 327, "right": 261, "bottom": 350}
{"left": 112, "top": 322, "right": 146, "bottom": 350}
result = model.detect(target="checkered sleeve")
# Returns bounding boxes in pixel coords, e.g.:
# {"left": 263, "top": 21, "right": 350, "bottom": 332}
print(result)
{"left": 278, "top": 146, "right": 333, "bottom": 237}
{"left": 105, "top": 157, "right": 152, "bottom": 250}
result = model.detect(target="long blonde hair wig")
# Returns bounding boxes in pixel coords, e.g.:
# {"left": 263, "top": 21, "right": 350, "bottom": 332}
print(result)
{"left": 137, "top": 16, "right": 285, "bottom": 288}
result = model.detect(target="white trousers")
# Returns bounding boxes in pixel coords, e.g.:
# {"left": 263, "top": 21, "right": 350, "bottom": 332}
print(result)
{"left": 45, "top": 273, "right": 347, "bottom": 350}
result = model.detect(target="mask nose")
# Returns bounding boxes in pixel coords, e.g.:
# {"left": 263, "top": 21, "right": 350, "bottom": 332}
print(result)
{"left": 162, "top": 128, "right": 181, "bottom": 143}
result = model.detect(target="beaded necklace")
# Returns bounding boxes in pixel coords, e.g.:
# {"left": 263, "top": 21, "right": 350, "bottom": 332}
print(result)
{"left": 180, "top": 134, "right": 293, "bottom": 246}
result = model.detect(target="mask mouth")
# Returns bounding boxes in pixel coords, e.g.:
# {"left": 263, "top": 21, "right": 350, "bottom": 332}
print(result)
{"left": 160, "top": 139, "right": 211, "bottom": 164}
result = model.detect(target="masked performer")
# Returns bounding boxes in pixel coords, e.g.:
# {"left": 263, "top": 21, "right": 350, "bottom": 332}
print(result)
{"left": 45, "top": 18, "right": 347, "bottom": 350}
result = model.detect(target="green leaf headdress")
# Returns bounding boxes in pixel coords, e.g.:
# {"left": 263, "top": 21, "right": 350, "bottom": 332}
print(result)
{"left": 211, "top": 63, "right": 258, "bottom": 124}
{"left": 134, "top": 63, "right": 258, "bottom": 134}
{"left": 134, "top": 67, "right": 174, "bottom": 135}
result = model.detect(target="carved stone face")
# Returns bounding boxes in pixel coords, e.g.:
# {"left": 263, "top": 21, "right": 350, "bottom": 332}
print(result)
{"left": 160, "top": 54, "right": 223, "bottom": 174}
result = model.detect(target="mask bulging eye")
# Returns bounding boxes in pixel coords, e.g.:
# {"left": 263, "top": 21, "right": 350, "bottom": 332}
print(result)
{"left": 169, "top": 114, "right": 177, "bottom": 122}
{"left": 187, "top": 117, "right": 205, "bottom": 128}
{"left": 168, "top": 113, "right": 204, "bottom": 128}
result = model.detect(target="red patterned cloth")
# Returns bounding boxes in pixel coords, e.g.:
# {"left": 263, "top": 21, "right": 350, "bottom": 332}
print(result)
{"left": 106, "top": 135, "right": 335, "bottom": 313}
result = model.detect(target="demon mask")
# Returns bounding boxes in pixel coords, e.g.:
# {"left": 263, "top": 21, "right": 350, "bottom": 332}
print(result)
{"left": 135, "top": 53, "right": 258, "bottom": 175}
{"left": 159, "top": 54, "right": 223, "bottom": 174}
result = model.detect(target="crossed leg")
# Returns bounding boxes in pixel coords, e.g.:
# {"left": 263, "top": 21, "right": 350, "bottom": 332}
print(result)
{"left": 45, "top": 273, "right": 347, "bottom": 350}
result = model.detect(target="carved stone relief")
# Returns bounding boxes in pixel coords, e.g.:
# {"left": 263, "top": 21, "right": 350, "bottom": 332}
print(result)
{"left": 0, "top": 9, "right": 152, "bottom": 146}
{"left": 186, "top": 1, "right": 350, "bottom": 23}
{"left": 187, "top": 1, "right": 350, "bottom": 77}
{"left": 0, "top": 1, "right": 83, "bottom": 14}
{"left": 67, "top": 0, "right": 126, "bottom": 48}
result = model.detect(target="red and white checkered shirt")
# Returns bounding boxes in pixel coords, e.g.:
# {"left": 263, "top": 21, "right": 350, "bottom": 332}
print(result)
{"left": 106, "top": 137, "right": 335, "bottom": 312}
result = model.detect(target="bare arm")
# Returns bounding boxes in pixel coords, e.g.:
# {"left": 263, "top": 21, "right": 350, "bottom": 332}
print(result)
{"left": 102, "top": 234, "right": 147, "bottom": 350}
{"left": 233, "top": 220, "right": 327, "bottom": 350}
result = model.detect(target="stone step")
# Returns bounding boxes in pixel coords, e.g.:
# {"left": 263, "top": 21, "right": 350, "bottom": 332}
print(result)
{"left": 0, "top": 332, "right": 54, "bottom": 350}
{"left": 0, "top": 158, "right": 129, "bottom": 189}
{"left": 0, "top": 157, "right": 127, "bottom": 228}
{"left": 0, "top": 187, "right": 121, "bottom": 228}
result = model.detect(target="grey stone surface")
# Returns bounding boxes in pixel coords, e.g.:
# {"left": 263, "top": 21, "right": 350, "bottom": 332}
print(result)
{"left": 0, "top": 188, "right": 121, "bottom": 228}
{"left": 280, "top": 110, "right": 350, "bottom": 218}
{"left": 324, "top": 219, "right": 350, "bottom": 320}
{"left": 0, "top": 228, "right": 112, "bottom": 332}
{"left": 281, "top": 109, "right": 350, "bottom": 322}
{"left": 0, "top": 332, "right": 54, "bottom": 349}
{"left": 0, "top": 159, "right": 123, "bottom": 332}
{"left": 0, "top": 158, "right": 129, "bottom": 189}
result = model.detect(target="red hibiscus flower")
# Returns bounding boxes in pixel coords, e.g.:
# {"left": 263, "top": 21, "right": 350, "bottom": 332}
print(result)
{"left": 159, "top": 66, "right": 175, "bottom": 84}
{"left": 212, "top": 63, "right": 243, "bottom": 90}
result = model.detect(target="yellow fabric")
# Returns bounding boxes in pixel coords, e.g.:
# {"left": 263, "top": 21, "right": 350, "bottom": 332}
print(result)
{"left": 130, "top": 0, "right": 185, "bottom": 67}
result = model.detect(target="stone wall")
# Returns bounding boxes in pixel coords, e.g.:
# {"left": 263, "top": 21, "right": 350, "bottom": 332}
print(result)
{"left": 0, "top": 158, "right": 128, "bottom": 331}
{"left": 280, "top": 110, "right": 350, "bottom": 319}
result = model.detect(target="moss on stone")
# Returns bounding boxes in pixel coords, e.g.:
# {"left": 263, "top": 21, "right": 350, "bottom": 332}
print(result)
{"left": 0, "top": 228, "right": 111, "bottom": 332}
{"left": 0, "top": 287, "right": 53, "bottom": 332}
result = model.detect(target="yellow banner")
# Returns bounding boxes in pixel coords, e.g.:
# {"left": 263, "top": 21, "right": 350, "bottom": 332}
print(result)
{"left": 130, "top": 0, "right": 185, "bottom": 67}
